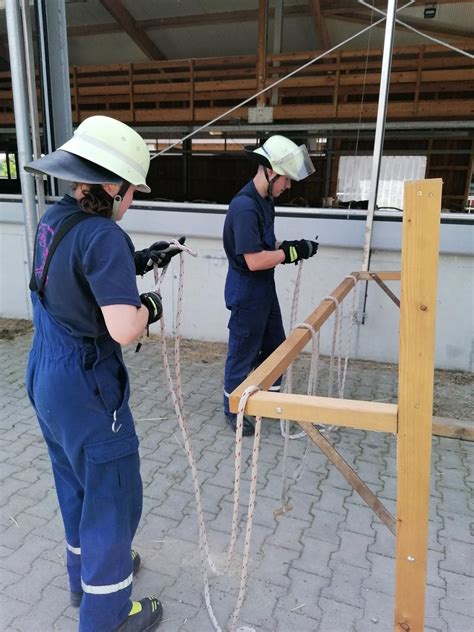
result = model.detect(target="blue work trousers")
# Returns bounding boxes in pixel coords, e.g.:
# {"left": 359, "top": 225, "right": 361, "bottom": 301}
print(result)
{"left": 224, "top": 268, "right": 285, "bottom": 415}
{"left": 26, "top": 297, "right": 142, "bottom": 632}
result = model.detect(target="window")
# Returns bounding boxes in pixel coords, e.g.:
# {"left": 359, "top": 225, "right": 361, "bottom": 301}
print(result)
{"left": 0, "top": 152, "right": 18, "bottom": 180}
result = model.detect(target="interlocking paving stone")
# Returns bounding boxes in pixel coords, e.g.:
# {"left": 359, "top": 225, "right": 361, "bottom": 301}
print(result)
{"left": 0, "top": 330, "right": 472, "bottom": 631}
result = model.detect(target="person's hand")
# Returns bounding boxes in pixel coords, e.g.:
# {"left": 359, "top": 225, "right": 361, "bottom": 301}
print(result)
{"left": 134, "top": 237, "right": 186, "bottom": 275}
{"left": 140, "top": 291, "right": 163, "bottom": 324}
{"left": 280, "top": 239, "right": 318, "bottom": 264}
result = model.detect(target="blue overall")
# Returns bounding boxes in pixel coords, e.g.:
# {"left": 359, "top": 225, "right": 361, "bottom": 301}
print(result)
{"left": 26, "top": 196, "right": 143, "bottom": 632}
{"left": 223, "top": 181, "right": 285, "bottom": 415}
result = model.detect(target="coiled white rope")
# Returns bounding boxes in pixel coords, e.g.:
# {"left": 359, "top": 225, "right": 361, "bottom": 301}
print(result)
{"left": 150, "top": 246, "right": 260, "bottom": 632}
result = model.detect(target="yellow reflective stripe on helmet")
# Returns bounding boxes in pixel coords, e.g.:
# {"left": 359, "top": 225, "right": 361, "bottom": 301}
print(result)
{"left": 289, "top": 246, "right": 297, "bottom": 262}
{"left": 81, "top": 571, "right": 133, "bottom": 595}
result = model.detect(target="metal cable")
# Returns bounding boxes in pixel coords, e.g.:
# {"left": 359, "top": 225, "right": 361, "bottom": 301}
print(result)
{"left": 150, "top": 17, "right": 386, "bottom": 159}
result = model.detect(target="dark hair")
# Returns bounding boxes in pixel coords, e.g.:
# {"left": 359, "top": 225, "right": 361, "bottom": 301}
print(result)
{"left": 74, "top": 183, "right": 114, "bottom": 218}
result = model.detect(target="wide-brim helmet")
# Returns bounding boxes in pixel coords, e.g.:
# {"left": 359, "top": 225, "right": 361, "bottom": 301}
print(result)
{"left": 25, "top": 150, "right": 124, "bottom": 186}
{"left": 245, "top": 135, "right": 315, "bottom": 182}
{"left": 25, "top": 115, "right": 151, "bottom": 193}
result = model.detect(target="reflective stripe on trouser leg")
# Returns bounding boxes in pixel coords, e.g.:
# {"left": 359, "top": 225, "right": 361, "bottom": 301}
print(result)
{"left": 26, "top": 299, "right": 143, "bottom": 632}
{"left": 79, "top": 434, "right": 142, "bottom": 632}
{"left": 81, "top": 571, "right": 133, "bottom": 595}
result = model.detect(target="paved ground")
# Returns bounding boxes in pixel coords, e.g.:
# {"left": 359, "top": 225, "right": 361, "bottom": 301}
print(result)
{"left": 0, "top": 325, "right": 473, "bottom": 632}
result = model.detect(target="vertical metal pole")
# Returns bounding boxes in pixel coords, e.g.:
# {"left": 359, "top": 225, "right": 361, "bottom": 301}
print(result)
{"left": 361, "top": 0, "right": 397, "bottom": 273}
{"left": 20, "top": 0, "right": 45, "bottom": 218}
{"left": 358, "top": 0, "right": 397, "bottom": 327}
{"left": 36, "top": 0, "right": 73, "bottom": 196}
{"left": 5, "top": 0, "right": 38, "bottom": 272}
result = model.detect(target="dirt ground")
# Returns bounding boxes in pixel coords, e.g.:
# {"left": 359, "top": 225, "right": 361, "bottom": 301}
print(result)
{"left": 1, "top": 318, "right": 472, "bottom": 421}
{"left": 0, "top": 318, "right": 33, "bottom": 341}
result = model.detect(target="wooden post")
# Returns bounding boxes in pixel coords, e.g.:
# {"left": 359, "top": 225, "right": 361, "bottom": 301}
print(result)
{"left": 256, "top": 0, "right": 268, "bottom": 107}
{"left": 394, "top": 179, "right": 442, "bottom": 631}
{"left": 128, "top": 63, "right": 135, "bottom": 122}
{"left": 189, "top": 58, "right": 195, "bottom": 123}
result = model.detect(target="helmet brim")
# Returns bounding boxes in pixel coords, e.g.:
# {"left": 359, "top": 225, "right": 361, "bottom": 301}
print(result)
{"left": 244, "top": 145, "right": 272, "bottom": 169}
{"left": 25, "top": 150, "right": 126, "bottom": 186}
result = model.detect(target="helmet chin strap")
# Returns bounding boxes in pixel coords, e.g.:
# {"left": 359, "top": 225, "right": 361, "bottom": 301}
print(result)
{"left": 263, "top": 166, "right": 280, "bottom": 198}
{"left": 111, "top": 182, "right": 131, "bottom": 220}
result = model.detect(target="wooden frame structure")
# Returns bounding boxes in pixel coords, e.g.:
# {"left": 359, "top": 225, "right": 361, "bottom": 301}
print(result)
{"left": 1, "top": 44, "right": 472, "bottom": 126}
{"left": 229, "top": 179, "right": 464, "bottom": 630}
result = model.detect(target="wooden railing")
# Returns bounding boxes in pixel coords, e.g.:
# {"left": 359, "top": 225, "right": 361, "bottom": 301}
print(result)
{"left": 0, "top": 43, "right": 472, "bottom": 126}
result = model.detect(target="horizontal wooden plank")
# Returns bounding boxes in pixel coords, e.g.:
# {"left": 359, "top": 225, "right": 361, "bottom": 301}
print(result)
{"left": 230, "top": 391, "right": 398, "bottom": 433}
{"left": 432, "top": 416, "right": 474, "bottom": 441}
{"left": 358, "top": 271, "right": 401, "bottom": 281}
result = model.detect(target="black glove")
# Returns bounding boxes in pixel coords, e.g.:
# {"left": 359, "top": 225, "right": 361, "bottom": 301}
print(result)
{"left": 140, "top": 291, "right": 163, "bottom": 324}
{"left": 134, "top": 236, "right": 186, "bottom": 275}
{"left": 280, "top": 239, "right": 319, "bottom": 264}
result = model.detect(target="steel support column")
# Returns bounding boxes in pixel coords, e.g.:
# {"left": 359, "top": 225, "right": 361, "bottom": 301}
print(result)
{"left": 5, "top": 0, "right": 38, "bottom": 272}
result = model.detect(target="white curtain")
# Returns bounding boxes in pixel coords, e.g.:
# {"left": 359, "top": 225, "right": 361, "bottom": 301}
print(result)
{"left": 337, "top": 155, "right": 427, "bottom": 209}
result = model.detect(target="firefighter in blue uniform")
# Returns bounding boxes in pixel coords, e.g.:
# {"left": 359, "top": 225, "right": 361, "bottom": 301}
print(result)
{"left": 24, "top": 116, "right": 183, "bottom": 632}
{"left": 223, "top": 135, "right": 319, "bottom": 435}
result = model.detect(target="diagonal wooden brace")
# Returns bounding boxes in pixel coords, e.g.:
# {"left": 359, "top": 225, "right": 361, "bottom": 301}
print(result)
{"left": 298, "top": 422, "right": 396, "bottom": 535}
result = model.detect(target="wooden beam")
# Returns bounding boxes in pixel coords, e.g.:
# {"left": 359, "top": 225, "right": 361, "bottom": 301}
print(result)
{"left": 395, "top": 179, "right": 442, "bottom": 632}
{"left": 256, "top": 0, "right": 268, "bottom": 107}
{"left": 300, "top": 422, "right": 396, "bottom": 533}
{"left": 64, "top": 0, "right": 472, "bottom": 37}
{"left": 370, "top": 273, "right": 401, "bottom": 308}
{"left": 230, "top": 273, "right": 360, "bottom": 404}
{"left": 98, "top": 0, "right": 166, "bottom": 60}
{"left": 432, "top": 416, "right": 474, "bottom": 441}
{"left": 67, "top": 5, "right": 311, "bottom": 38}
{"left": 358, "top": 270, "right": 401, "bottom": 281}
{"left": 237, "top": 390, "right": 398, "bottom": 433}
{"left": 309, "top": 0, "right": 331, "bottom": 50}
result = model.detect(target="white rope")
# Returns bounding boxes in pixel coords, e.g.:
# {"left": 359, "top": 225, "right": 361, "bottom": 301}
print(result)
{"left": 230, "top": 389, "right": 263, "bottom": 631}
{"left": 290, "top": 323, "right": 321, "bottom": 483}
{"left": 280, "top": 261, "right": 303, "bottom": 440}
{"left": 323, "top": 295, "right": 340, "bottom": 399}
{"left": 339, "top": 275, "right": 359, "bottom": 399}
{"left": 150, "top": 249, "right": 259, "bottom": 631}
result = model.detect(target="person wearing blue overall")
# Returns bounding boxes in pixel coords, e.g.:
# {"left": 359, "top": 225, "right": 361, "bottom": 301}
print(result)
{"left": 223, "top": 135, "right": 319, "bottom": 435}
{"left": 24, "top": 116, "right": 183, "bottom": 632}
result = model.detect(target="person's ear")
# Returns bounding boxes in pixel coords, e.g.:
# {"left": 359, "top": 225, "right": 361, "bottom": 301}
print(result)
{"left": 102, "top": 183, "right": 120, "bottom": 197}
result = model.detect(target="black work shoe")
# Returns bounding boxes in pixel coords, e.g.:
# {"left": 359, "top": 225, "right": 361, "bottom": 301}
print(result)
{"left": 113, "top": 597, "right": 163, "bottom": 632}
{"left": 70, "top": 549, "right": 142, "bottom": 607}
{"left": 225, "top": 413, "right": 255, "bottom": 436}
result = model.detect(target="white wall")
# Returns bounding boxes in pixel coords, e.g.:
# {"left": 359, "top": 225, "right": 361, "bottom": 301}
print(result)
{"left": 1, "top": 197, "right": 473, "bottom": 372}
